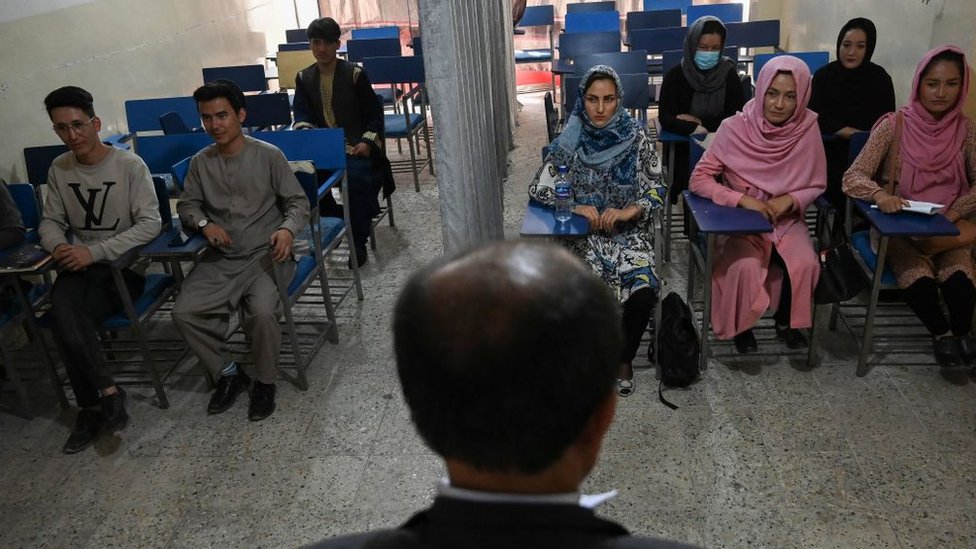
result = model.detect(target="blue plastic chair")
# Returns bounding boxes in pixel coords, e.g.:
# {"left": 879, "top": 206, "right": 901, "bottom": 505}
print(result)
{"left": 125, "top": 96, "right": 199, "bottom": 134}
{"left": 626, "top": 9, "right": 681, "bottom": 35}
{"left": 557, "top": 31, "right": 622, "bottom": 59}
{"left": 643, "top": 0, "right": 691, "bottom": 14}
{"left": 351, "top": 26, "right": 399, "bottom": 40}
{"left": 573, "top": 50, "right": 648, "bottom": 75}
{"left": 754, "top": 51, "right": 830, "bottom": 79}
{"left": 686, "top": 3, "right": 743, "bottom": 23}
{"left": 159, "top": 112, "right": 194, "bottom": 135}
{"left": 7, "top": 183, "right": 40, "bottom": 230}
{"left": 243, "top": 92, "right": 292, "bottom": 129}
{"left": 515, "top": 4, "right": 556, "bottom": 96}
{"left": 363, "top": 55, "right": 433, "bottom": 193}
{"left": 567, "top": 1, "right": 616, "bottom": 13}
{"left": 565, "top": 11, "right": 620, "bottom": 34}
{"left": 202, "top": 65, "right": 267, "bottom": 93}
{"left": 345, "top": 38, "right": 402, "bottom": 62}
{"left": 628, "top": 26, "right": 687, "bottom": 55}
{"left": 134, "top": 133, "right": 212, "bottom": 175}
{"left": 278, "top": 42, "right": 310, "bottom": 51}
{"left": 285, "top": 28, "right": 307, "bottom": 43}
{"left": 725, "top": 20, "right": 781, "bottom": 50}
{"left": 23, "top": 144, "right": 68, "bottom": 187}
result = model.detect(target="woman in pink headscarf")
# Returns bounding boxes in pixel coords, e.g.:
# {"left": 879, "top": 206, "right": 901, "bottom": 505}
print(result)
{"left": 690, "top": 56, "right": 826, "bottom": 353}
{"left": 844, "top": 46, "right": 976, "bottom": 366}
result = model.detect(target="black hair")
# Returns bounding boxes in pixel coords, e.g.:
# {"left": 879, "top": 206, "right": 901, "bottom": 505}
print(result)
{"left": 307, "top": 17, "right": 341, "bottom": 42}
{"left": 394, "top": 241, "right": 622, "bottom": 474}
{"left": 584, "top": 70, "right": 618, "bottom": 95}
{"left": 192, "top": 79, "right": 246, "bottom": 113}
{"left": 44, "top": 86, "right": 96, "bottom": 118}
{"left": 921, "top": 50, "right": 966, "bottom": 81}
{"left": 700, "top": 20, "right": 727, "bottom": 44}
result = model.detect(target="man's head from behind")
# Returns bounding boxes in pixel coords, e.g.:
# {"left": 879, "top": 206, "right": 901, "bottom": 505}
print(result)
{"left": 193, "top": 80, "right": 247, "bottom": 151}
{"left": 394, "top": 241, "right": 622, "bottom": 482}
{"left": 307, "top": 17, "right": 342, "bottom": 67}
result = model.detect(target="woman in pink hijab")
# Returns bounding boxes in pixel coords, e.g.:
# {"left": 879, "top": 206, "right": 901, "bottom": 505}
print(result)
{"left": 844, "top": 46, "right": 976, "bottom": 366}
{"left": 690, "top": 56, "right": 826, "bottom": 353}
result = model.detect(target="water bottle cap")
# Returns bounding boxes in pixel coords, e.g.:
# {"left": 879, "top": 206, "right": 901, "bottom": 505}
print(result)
{"left": 557, "top": 165, "right": 568, "bottom": 173}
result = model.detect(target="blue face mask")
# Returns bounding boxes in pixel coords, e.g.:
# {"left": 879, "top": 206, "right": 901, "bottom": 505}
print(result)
{"left": 694, "top": 51, "right": 720, "bottom": 71}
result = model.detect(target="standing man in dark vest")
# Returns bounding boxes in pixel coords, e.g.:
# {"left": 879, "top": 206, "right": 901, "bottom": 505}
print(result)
{"left": 292, "top": 17, "right": 395, "bottom": 268}
{"left": 39, "top": 86, "right": 161, "bottom": 454}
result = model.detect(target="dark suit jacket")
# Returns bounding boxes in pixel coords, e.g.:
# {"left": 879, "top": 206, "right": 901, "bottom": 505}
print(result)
{"left": 302, "top": 497, "right": 700, "bottom": 549}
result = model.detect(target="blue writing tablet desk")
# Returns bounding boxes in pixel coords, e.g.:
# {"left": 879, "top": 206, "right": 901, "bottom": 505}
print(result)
{"left": 520, "top": 200, "right": 590, "bottom": 237}
{"left": 684, "top": 190, "right": 772, "bottom": 370}
{"left": 139, "top": 220, "right": 208, "bottom": 286}
{"left": 851, "top": 198, "right": 958, "bottom": 375}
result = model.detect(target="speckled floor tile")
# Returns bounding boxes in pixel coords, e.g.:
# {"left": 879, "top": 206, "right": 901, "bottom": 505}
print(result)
{"left": 855, "top": 448, "right": 976, "bottom": 511}
{"left": 884, "top": 508, "right": 976, "bottom": 549}
{"left": 768, "top": 450, "right": 877, "bottom": 511}
{"left": 752, "top": 401, "right": 851, "bottom": 452}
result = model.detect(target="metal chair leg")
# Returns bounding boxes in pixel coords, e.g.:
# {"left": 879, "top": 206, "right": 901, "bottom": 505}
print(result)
{"left": 857, "top": 236, "right": 889, "bottom": 376}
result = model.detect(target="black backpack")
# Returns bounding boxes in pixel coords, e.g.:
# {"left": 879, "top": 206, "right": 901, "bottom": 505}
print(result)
{"left": 656, "top": 292, "right": 700, "bottom": 409}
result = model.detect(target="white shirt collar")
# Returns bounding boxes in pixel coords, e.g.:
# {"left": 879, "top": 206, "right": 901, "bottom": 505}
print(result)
{"left": 437, "top": 477, "right": 617, "bottom": 509}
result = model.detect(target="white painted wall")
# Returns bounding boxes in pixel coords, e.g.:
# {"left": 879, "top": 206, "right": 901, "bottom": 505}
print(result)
{"left": 0, "top": 0, "right": 295, "bottom": 183}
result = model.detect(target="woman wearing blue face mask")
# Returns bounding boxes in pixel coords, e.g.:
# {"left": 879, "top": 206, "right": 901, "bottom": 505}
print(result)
{"left": 659, "top": 16, "right": 746, "bottom": 205}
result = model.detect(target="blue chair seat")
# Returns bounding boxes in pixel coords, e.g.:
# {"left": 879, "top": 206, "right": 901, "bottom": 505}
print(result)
{"left": 850, "top": 230, "right": 897, "bottom": 286}
{"left": 384, "top": 113, "right": 425, "bottom": 137}
{"left": 320, "top": 217, "right": 344, "bottom": 247}
{"left": 102, "top": 273, "right": 176, "bottom": 329}
{"left": 287, "top": 255, "right": 317, "bottom": 297}
{"left": 515, "top": 49, "right": 553, "bottom": 62}
{"left": 376, "top": 88, "right": 396, "bottom": 105}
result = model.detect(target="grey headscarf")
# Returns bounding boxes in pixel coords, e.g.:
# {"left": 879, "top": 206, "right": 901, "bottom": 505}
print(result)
{"left": 680, "top": 16, "right": 736, "bottom": 119}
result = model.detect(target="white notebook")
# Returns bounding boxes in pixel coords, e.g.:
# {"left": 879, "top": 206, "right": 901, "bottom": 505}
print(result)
{"left": 871, "top": 200, "right": 944, "bottom": 215}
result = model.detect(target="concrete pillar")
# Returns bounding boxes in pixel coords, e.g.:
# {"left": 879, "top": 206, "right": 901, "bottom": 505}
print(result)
{"left": 418, "top": 0, "right": 515, "bottom": 253}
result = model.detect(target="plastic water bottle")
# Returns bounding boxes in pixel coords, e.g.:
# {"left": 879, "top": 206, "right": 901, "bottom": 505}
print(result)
{"left": 554, "top": 165, "right": 572, "bottom": 223}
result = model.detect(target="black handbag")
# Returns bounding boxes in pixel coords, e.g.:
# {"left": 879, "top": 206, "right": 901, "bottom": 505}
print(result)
{"left": 814, "top": 238, "right": 864, "bottom": 304}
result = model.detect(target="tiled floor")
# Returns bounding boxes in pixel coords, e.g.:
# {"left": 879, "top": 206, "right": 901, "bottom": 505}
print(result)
{"left": 1, "top": 92, "right": 975, "bottom": 548}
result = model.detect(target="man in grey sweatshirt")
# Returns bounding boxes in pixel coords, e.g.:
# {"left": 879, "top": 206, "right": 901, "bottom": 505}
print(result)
{"left": 39, "top": 86, "right": 161, "bottom": 454}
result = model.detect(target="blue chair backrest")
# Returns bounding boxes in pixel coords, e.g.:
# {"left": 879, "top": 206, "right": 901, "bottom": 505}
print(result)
{"left": 171, "top": 156, "right": 191, "bottom": 192}
{"left": 244, "top": 92, "right": 292, "bottom": 128}
{"left": 567, "top": 1, "right": 616, "bottom": 13}
{"left": 618, "top": 73, "right": 651, "bottom": 111}
{"left": 626, "top": 9, "right": 681, "bottom": 34}
{"left": 125, "top": 96, "right": 199, "bottom": 133}
{"left": 363, "top": 56, "right": 425, "bottom": 85}
{"left": 23, "top": 144, "right": 68, "bottom": 186}
{"left": 725, "top": 20, "right": 780, "bottom": 49}
{"left": 7, "top": 183, "right": 39, "bottom": 230}
{"left": 662, "top": 46, "right": 737, "bottom": 74}
{"left": 151, "top": 176, "right": 172, "bottom": 226}
{"left": 754, "top": 51, "right": 830, "bottom": 79}
{"left": 411, "top": 36, "right": 423, "bottom": 57}
{"left": 643, "top": 0, "right": 691, "bottom": 14}
{"left": 351, "top": 26, "right": 400, "bottom": 40}
{"left": 628, "top": 26, "right": 687, "bottom": 55}
{"left": 251, "top": 128, "right": 347, "bottom": 171}
{"left": 849, "top": 132, "right": 870, "bottom": 165}
{"left": 558, "top": 31, "right": 621, "bottom": 59}
{"left": 518, "top": 5, "right": 554, "bottom": 27}
{"left": 689, "top": 134, "right": 706, "bottom": 171}
{"left": 134, "top": 133, "right": 212, "bottom": 174}
{"left": 565, "top": 11, "right": 620, "bottom": 33}
{"left": 573, "top": 50, "right": 648, "bottom": 75}
{"left": 346, "top": 38, "right": 402, "bottom": 63}
{"left": 285, "top": 28, "right": 307, "bottom": 43}
{"left": 686, "top": 3, "right": 743, "bottom": 24}
{"left": 564, "top": 75, "right": 582, "bottom": 111}
{"left": 202, "top": 64, "right": 267, "bottom": 92}
{"left": 159, "top": 112, "right": 192, "bottom": 135}
{"left": 279, "top": 42, "right": 310, "bottom": 51}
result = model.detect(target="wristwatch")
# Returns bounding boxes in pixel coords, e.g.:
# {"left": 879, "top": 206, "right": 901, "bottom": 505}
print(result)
{"left": 198, "top": 218, "right": 210, "bottom": 230}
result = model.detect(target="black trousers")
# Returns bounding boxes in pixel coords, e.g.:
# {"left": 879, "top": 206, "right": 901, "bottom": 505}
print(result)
{"left": 902, "top": 271, "right": 976, "bottom": 336}
{"left": 318, "top": 156, "right": 382, "bottom": 250}
{"left": 49, "top": 264, "right": 144, "bottom": 407}
{"left": 622, "top": 287, "right": 656, "bottom": 363}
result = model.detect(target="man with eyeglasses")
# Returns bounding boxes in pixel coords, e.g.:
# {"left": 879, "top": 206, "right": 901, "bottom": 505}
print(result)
{"left": 39, "top": 86, "right": 161, "bottom": 454}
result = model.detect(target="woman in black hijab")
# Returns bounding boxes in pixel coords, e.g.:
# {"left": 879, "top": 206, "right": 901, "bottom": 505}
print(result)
{"left": 810, "top": 17, "right": 896, "bottom": 213}
{"left": 659, "top": 16, "right": 745, "bottom": 204}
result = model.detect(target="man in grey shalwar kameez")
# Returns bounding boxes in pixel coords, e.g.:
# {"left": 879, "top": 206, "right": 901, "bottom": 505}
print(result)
{"left": 174, "top": 81, "right": 309, "bottom": 421}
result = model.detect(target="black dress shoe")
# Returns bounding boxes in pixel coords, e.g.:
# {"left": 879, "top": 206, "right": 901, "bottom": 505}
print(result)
{"left": 248, "top": 381, "right": 276, "bottom": 421}
{"left": 958, "top": 335, "right": 976, "bottom": 363}
{"left": 100, "top": 387, "right": 129, "bottom": 434}
{"left": 733, "top": 330, "right": 758, "bottom": 354}
{"left": 934, "top": 336, "right": 963, "bottom": 367}
{"left": 208, "top": 372, "right": 251, "bottom": 415}
{"left": 775, "top": 324, "right": 808, "bottom": 349}
{"left": 62, "top": 409, "right": 103, "bottom": 454}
